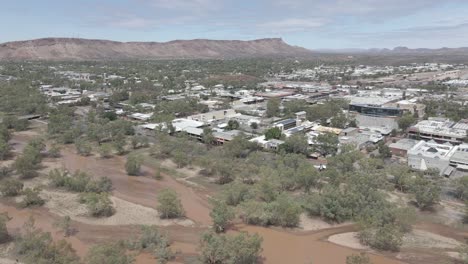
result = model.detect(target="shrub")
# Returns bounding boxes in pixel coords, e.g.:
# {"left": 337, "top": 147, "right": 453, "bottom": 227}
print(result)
{"left": 14, "top": 217, "right": 80, "bottom": 264}
{"left": 0, "top": 213, "right": 11, "bottom": 243}
{"left": 210, "top": 200, "right": 235, "bottom": 232}
{"left": 125, "top": 154, "right": 142, "bottom": 176}
{"left": 85, "top": 242, "right": 134, "bottom": 264}
{"left": 75, "top": 138, "right": 92, "bottom": 156}
{"left": 157, "top": 189, "right": 185, "bottom": 219}
{"left": 0, "top": 178, "right": 24, "bottom": 197}
{"left": 79, "top": 192, "right": 115, "bottom": 217}
{"left": 20, "top": 188, "right": 45, "bottom": 208}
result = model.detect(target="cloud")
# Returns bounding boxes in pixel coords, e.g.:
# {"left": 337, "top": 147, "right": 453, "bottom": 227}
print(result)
{"left": 258, "top": 18, "right": 328, "bottom": 33}
{"left": 108, "top": 17, "right": 158, "bottom": 29}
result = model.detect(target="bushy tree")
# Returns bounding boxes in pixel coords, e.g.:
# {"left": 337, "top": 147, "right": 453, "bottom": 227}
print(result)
{"left": 313, "top": 132, "right": 339, "bottom": 156}
{"left": 79, "top": 192, "right": 115, "bottom": 217}
{"left": 54, "top": 216, "right": 73, "bottom": 237}
{"left": 454, "top": 176, "right": 468, "bottom": 201}
{"left": 281, "top": 134, "right": 309, "bottom": 155}
{"left": 0, "top": 138, "right": 10, "bottom": 160}
{"left": 0, "top": 212, "right": 11, "bottom": 243}
{"left": 75, "top": 138, "right": 92, "bottom": 156}
{"left": 199, "top": 231, "right": 262, "bottom": 264}
{"left": 20, "top": 188, "right": 45, "bottom": 208}
{"left": 410, "top": 176, "right": 440, "bottom": 210}
{"left": 14, "top": 217, "right": 80, "bottom": 264}
{"left": 266, "top": 98, "right": 280, "bottom": 117}
{"left": 346, "top": 253, "right": 372, "bottom": 264}
{"left": 0, "top": 178, "right": 24, "bottom": 196}
{"left": 210, "top": 199, "right": 235, "bottom": 232}
{"left": 398, "top": 113, "right": 416, "bottom": 131}
{"left": 86, "top": 242, "right": 134, "bottom": 264}
{"left": 157, "top": 189, "right": 185, "bottom": 219}
{"left": 126, "top": 154, "right": 142, "bottom": 176}
{"left": 264, "top": 127, "right": 282, "bottom": 140}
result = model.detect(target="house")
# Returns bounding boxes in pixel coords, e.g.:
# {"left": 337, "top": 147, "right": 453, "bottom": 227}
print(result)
{"left": 389, "top": 138, "right": 419, "bottom": 157}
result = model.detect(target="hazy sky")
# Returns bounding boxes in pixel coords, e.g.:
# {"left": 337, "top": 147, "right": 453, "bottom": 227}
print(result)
{"left": 2, "top": 0, "right": 468, "bottom": 49}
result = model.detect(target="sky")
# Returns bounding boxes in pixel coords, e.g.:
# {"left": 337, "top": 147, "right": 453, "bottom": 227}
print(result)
{"left": 1, "top": 0, "right": 468, "bottom": 49}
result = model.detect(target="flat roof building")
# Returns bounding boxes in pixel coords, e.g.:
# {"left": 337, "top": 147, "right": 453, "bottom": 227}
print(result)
{"left": 408, "top": 118, "right": 467, "bottom": 144}
{"left": 407, "top": 140, "right": 458, "bottom": 176}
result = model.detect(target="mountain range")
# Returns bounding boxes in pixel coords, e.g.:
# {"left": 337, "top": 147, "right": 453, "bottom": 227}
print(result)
{"left": 0, "top": 38, "right": 312, "bottom": 61}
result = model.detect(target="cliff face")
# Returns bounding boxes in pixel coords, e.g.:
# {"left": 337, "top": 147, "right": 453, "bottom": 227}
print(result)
{"left": 0, "top": 38, "right": 313, "bottom": 60}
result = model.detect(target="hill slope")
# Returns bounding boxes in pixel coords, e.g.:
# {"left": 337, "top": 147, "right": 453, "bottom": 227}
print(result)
{"left": 0, "top": 38, "right": 312, "bottom": 60}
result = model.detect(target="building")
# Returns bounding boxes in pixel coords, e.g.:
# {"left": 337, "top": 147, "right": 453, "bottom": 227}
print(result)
{"left": 408, "top": 118, "right": 467, "bottom": 144}
{"left": 188, "top": 109, "right": 236, "bottom": 123}
{"left": 349, "top": 104, "right": 403, "bottom": 117}
{"left": 389, "top": 138, "right": 419, "bottom": 157}
{"left": 407, "top": 140, "right": 458, "bottom": 176}
{"left": 449, "top": 144, "right": 468, "bottom": 170}
{"left": 274, "top": 118, "right": 297, "bottom": 131}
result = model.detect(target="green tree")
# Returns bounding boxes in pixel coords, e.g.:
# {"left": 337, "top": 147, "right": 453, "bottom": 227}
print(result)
{"left": 264, "top": 127, "right": 282, "bottom": 140}
{"left": 126, "top": 154, "right": 142, "bottom": 176}
{"left": 0, "top": 212, "right": 11, "bottom": 243}
{"left": 281, "top": 134, "right": 309, "bottom": 155}
{"left": 54, "top": 216, "right": 73, "bottom": 237}
{"left": 98, "top": 143, "right": 113, "bottom": 158}
{"left": 330, "top": 112, "right": 347, "bottom": 128}
{"left": 410, "top": 176, "right": 440, "bottom": 210}
{"left": 454, "top": 176, "right": 468, "bottom": 201}
{"left": 199, "top": 231, "right": 262, "bottom": 264}
{"left": 377, "top": 142, "right": 392, "bottom": 159}
{"left": 266, "top": 98, "right": 280, "bottom": 117}
{"left": 210, "top": 199, "right": 235, "bottom": 232}
{"left": 14, "top": 217, "right": 80, "bottom": 264}
{"left": 20, "top": 188, "right": 45, "bottom": 208}
{"left": 227, "top": 120, "right": 240, "bottom": 130}
{"left": 75, "top": 138, "right": 92, "bottom": 156}
{"left": 157, "top": 189, "right": 185, "bottom": 219}
{"left": 346, "top": 253, "right": 372, "bottom": 264}
{"left": 79, "top": 192, "right": 115, "bottom": 217}
{"left": 202, "top": 127, "right": 216, "bottom": 145}
{"left": 86, "top": 242, "right": 135, "bottom": 264}
{"left": 0, "top": 138, "right": 10, "bottom": 160}
{"left": 313, "top": 132, "right": 339, "bottom": 156}
{"left": 398, "top": 113, "right": 416, "bottom": 131}
{"left": 0, "top": 178, "right": 24, "bottom": 197}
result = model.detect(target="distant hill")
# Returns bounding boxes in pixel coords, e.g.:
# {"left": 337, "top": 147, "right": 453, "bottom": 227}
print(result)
{"left": 0, "top": 37, "right": 313, "bottom": 61}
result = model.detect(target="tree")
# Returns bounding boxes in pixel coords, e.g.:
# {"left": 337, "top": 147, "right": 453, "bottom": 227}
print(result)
{"left": 377, "top": 142, "right": 392, "bottom": 159}
{"left": 75, "top": 138, "right": 92, "bottom": 156}
{"left": 79, "top": 192, "right": 115, "bottom": 217}
{"left": 281, "top": 134, "right": 309, "bottom": 155}
{"left": 20, "top": 187, "right": 45, "bottom": 208}
{"left": 264, "top": 127, "right": 282, "bottom": 140}
{"left": 410, "top": 176, "right": 440, "bottom": 210}
{"left": 98, "top": 143, "right": 113, "bottom": 158}
{"left": 54, "top": 216, "right": 73, "bottom": 237}
{"left": 48, "top": 143, "right": 61, "bottom": 158}
{"left": 346, "top": 253, "right": 372, "bottom": 264}
{"left": 86, "top": 242, "right": 135, "bottom": 264}
{"left": 398, "top": 113, "right": 416, "bottom": 131}
{"left": 157, "top": 189, "right": 185, "bottom": 219}
{"left": 330, "top": 112, "right": 347, "bottom": 128}
{"left": 112, "top": 133, "right": 127, "bottom": 155}
{"left": 14, "top": 217, "right": 80, "bottom": 264}
{"left": 0, "top": 138, "right": 10, "bottom": 160}
{"left": 199, "top": 231, "right": 262, "bottom": 264}
{"left": 210, "top": 199, "right": 235, "bottom": 232}
{"left": 131, "top": 135, "right": 149, "bottom": 149}
{"left": 454, "top": 176, "right": 468, "bottom": 201}
{"left": 227, "top": 120, "right": 240, "bottom": 130}
{"left": 0, "top": 178, "right": 24, "bottom": 196}
{"left": 250, "top": 122, "right": 258, "bottom": 130}
{"left": 0, "top": 212, "right": 11, "bottom": 243}
{"left": 126, "top": 154, "right": 142, "bottom": 176}
{"left": 202, "top": 127, "right": 216, "bottom": 145}
{"left": 313, "top": 132, "right": 339, "bottom": 156}
{"left": 266, "top": 98, "right": 280, "bottom": 117}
